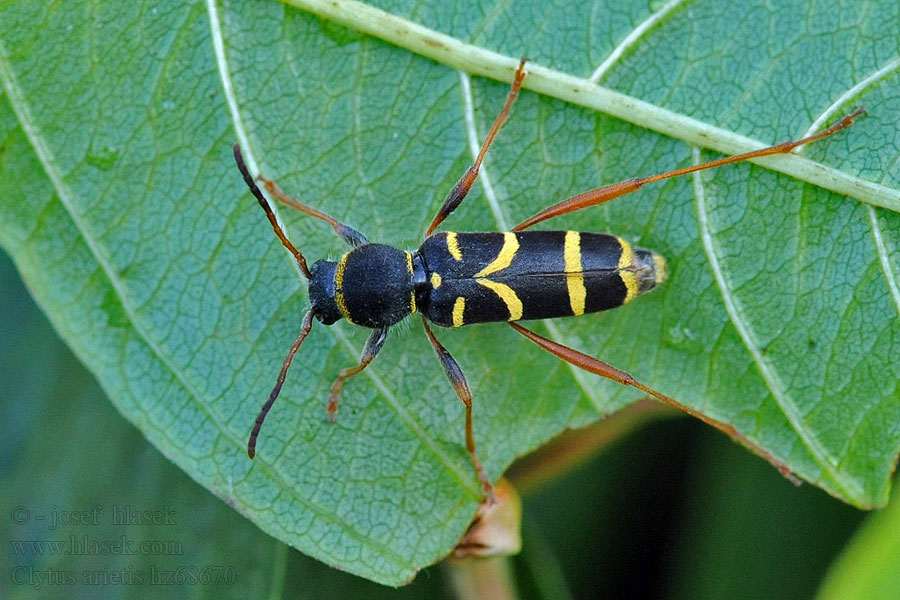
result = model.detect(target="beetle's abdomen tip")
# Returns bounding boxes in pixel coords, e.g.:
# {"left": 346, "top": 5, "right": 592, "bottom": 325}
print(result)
{"left": 635, "top": 248, "right": 668, "bottom": 295}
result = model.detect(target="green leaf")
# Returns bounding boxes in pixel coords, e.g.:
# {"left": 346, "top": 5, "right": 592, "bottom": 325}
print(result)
{"left": 817, "top": 484, "right": 900, "bottom": 600}
{"left": 1, "top": 0, "right": 898, "bottom": 585}
{"left": 0, "top": 253, "right": 283, "bottom": 599}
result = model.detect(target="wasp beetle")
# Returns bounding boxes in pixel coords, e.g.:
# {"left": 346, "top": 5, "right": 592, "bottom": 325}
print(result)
{"left": 236, "top": 59, "right": 863, "bottom": 500}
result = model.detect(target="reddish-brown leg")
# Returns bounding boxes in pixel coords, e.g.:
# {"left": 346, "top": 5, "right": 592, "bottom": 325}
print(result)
{"left": 258, "top": 175, "right": 368, "bottom": 247}
{"left": 248, "top": 308, "right": 316, "bottom": 458}
{"left": 425, "top": 58, "right": 529, "bottom": 237}
{"left": 508, "top": 322, "right": 800, "bottom": 484}
{"left": 422, "top": 317, "right": 496, "bottom": 503}
{"left": 326, "top": 327, "right": 388, "bottom": 420}
{"left": 513, "top": 108, "right": 866, "bottom": 231}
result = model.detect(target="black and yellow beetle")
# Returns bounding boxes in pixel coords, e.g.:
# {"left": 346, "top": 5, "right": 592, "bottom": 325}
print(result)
{"left": 236, "top": 59, "right": 863, "bottom": 500}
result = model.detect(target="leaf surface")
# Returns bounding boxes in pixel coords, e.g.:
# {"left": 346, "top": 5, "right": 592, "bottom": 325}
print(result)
{"left": 0, "top": 0, "right": 898, "bottom": 585}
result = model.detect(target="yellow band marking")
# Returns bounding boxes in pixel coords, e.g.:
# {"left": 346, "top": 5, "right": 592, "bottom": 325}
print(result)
{"left": 564, "top": 231, "right": 586, "bottom": 316}
{"left": 617, "top": 237, "right": 638, "bottom": 304}
{"left": 474, "top": 232, "right": 519, "bottom": 277}
{"left": 446, "top": 232, "right": 462, "bottom": 261}
{"left": 334, "top": 253, "right": 354, "bottom": 323}
{"left": 405, "top": 252, "right": 416, "bottom": 313}
{"left": 653, "top": 252, "right": 669, "bottom": 286}
{"left": 452, "top": 296, "right": 465, "bottom": 327}
{"left": 430, "top": 272, "right": 442, "bottom": 288}
{"left": 477, "top": 279, "right": 523, "bottom": 321}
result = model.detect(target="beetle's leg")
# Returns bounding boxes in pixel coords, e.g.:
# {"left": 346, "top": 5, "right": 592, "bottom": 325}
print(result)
{"left": 248, "top": 308, "right": 316, "bottom": 459}
{"left": 513, "top": 108, "right": 866, "bottom": 231}
{"left": 258, "top": 174, "right": 368, "bottom": 247}
{"left": 326, "top": 327, "right": 389, "bottom": 420}
{"left": 234, "top": 142, "right": 367, "bottom": 248}
{"left": 425, "top": 59, "right": 528, "bottom": 237}
{"left": 422, "top": 317, "right": 495, "bottom": 503}
{"left": 508, "top": 322, "right": 800, "bottom": 484}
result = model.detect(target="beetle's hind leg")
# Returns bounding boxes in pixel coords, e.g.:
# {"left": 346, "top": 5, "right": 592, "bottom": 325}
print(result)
{"left": 507, "top": 322, "right": 799, "bottom": 483}
{"left": 422, "top": 317, "right": 495, "bottom": 503}
{"left": 326, "top": 327, "right": 389, "bottom": 420}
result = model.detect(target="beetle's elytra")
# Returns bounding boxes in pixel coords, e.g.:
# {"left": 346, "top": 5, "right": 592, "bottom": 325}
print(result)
{"left": 236, "top": 59, "right": 863, "bottom": 501}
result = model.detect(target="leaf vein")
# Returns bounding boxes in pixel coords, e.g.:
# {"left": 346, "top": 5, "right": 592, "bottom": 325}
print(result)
{"left": 866, "top": 205, "right": 900, "bottom": 320}
{"left": 588, "top": 0, "right": 691, "bottom": 83}
{"left": 279, "top": 0, "right": 900, "bottom": 212}
{"left": 691, "top": 145, "right": 864, "bottom": 501}
{"left": 801, "top": 56, "right": 900, "bottom": 137}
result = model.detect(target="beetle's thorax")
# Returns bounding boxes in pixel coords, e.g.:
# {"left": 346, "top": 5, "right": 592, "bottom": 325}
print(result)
{"left": 310, "top": 244, "right": 420, "bottom": 328}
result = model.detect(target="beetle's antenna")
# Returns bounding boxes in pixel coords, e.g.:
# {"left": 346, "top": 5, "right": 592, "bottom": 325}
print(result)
{"left": 233, "top": 143, "right": 312, "bottom": 279}
{"left": 248, "top": 308, "right": 316, "bottom": 459}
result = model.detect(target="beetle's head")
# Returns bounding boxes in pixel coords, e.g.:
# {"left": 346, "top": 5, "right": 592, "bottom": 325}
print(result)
{"left": 308, "top": 259, "right": 342, "bottom": 325}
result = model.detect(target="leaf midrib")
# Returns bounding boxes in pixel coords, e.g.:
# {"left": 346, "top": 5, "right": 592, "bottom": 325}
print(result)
{"left": 279, "top": 0, "right": 900, "bottom": 213}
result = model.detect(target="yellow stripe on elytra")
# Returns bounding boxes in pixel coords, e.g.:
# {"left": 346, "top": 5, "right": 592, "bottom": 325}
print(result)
{"left": 446, "top": 232, "right": 462, "bottom": 261}
{"left": 474, "top": 232, "right": 519, "bottom": 277}
{"left": 476, "top": 279, "right": 523, "bottom": 321}
{"left": 564, "top": 231, "right": 586, "bottom": 316}
{"left": 405, "top": 252, "right": 416, "bottom": 313}
{"left": 617, "top": 237, "right": 638, "bottom": 304}
{"left": 430, "top": 272, "right": 442, "bottom": 288}
{"left": 452, "top": 296, "right": 465, "bottom": 327}
{"left": 334, "top": 253, "right": 353, "bottom": 323}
